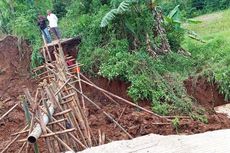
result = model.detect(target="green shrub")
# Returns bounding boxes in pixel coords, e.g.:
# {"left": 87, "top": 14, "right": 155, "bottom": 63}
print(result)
{"left": 152, "top": 102, "right": 170, "bottom": 116}
{"left": 159, "top": 0, "right": 230, "bottom": 17}
{"left": 183, "top": 35, "right": 230, "bottom": 101}
{"left": 172, "top": 117, "right": 180, "bottom": 133}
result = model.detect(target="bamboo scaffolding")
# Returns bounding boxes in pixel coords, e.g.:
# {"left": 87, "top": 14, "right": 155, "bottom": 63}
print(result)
{"left": 66, "top": 89, "right": 92, "bottom": 147}
{"left": 46, "top": 127, "right": 74, "bottom": 152}
{"left": 53, "top": 109, "right": 72, "bottom": 117}
{"left": 49, "top": 115, "right": 87, "bottom": 149}
{"left": 41, "top": 88, "right": 86, "bottom": 148}
{"left": 47, "top": 84, "right": 84, "bottom": 149}
{"left": 54, "top": 79, "right": 100, "bottom": 147}
{"left": 60, "top": 88, "right": 91, "bottom": 147}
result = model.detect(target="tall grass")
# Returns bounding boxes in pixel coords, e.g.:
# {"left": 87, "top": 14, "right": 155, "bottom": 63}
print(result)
{"left": 183, "top": 9, "right": 230, "bottom": 100}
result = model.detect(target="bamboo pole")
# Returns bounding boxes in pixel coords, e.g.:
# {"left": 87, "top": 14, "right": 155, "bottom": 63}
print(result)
{"left": 68, "top": 83, "right": 133, "bottom": 139}
{"left": 54, "top": 78, "right": 71, "bottom": 95}
{"left": 0, "top": 102, "right": 19, "bottom": 121}
{"left": 79, "top": 76, "right": 170, "bottom": 121}
{"left": 27, "top": 103, "right": 55, "bottom": 144}
{"left": 114, "top": 107, "right": 126, "bottom": 128}
{"left": 53, "top": 109, "right": 72, "bottom": 116}
{"left": 48, "top": 118, "right": 67, "bottom": 125}
{"left": 57, "top": 42, "right": 68, "bottom": 71}
{"left": 38, "top": 106, "right": 87, "bottom": 149}
{"left": 46, "top": 127, "right": 74, "bottom": 152}
{"left": 22, "top": 99, "right": 31, "bottom": 124}
{"left": 75, "top": 62, "right": 85, "bottom": 110}
{"left": 41, "top": 128, "right": 75, "bottom": 138}
{"left": 0, "top": 125, "right": 28, "bottom": 153}
{"left": 11, "top": 129, "right": 29, "bottom": 136}
{"left": 37, "top": 105, "right": 54, "bottom": 153}
{"left": 80, "top": 73, "right": 119, "bottom": 105}
{"left": 17, "top": 142, "right": 26, "bottom": 153}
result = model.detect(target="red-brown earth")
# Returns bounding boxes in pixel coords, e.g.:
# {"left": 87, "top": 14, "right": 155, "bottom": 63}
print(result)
{"left": 0, "top": 36, "right": 230, "bottom": 152}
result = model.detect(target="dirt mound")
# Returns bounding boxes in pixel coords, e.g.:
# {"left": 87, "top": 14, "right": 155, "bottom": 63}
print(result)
{"left": 0, "top": 36, "right": 36, "bottom": 100}
{"left": 0, "top": 36, "right": 37, "bottom": 152}
{"left": 184, "top": 77, "right": 229, "bottom": 109}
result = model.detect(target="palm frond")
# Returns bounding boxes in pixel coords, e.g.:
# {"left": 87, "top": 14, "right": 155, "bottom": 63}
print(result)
{"left": 168, "top": 5, "right": 180, "bottom": 19}
{"left": 100, "top": 1, "right": 132, "bottom": 27}
{"left": 117, "top": 1, "right": 130, "bottom": 13}
{"left": 100, "top": 9, "right": 118, "bottom": 27}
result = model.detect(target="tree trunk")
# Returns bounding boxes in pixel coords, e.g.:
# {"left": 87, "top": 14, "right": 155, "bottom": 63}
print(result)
{"left": 146, "top": 33, "right": 157, "bottom": 57}
{"left": 152, "top": 7, "right": 171, "bottom": 54}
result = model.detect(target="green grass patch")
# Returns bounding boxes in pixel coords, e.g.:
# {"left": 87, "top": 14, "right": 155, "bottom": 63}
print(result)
{"left": 183, "top": 9, "right": 230, "bottom": 100}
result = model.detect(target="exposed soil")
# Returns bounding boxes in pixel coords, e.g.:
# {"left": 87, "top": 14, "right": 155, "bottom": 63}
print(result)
{"left": 0, "top": 36, "right": 230, "bottom": 152}
{"left": 184, "top": 76, "right": 229, "bottom": 109}
{"left": 82, "top": 76, "right": 230, "bottom": 142}
{"left": 0, "top": 36, "right": 37, "bottom": 152}
{"left": 0, "top": 36, "right": 37, "bottom": 100}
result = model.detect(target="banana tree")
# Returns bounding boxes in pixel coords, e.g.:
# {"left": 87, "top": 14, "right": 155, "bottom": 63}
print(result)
{"left": 164, "top": 5, "right": 204, "bottom": 42}
{"left": 100, "top": 0, "right": 171, "bottom": 55}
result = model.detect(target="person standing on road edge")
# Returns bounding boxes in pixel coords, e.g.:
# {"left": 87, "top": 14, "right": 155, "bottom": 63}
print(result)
{"left": 37, "top": 14, "right": 52, "bottom": 44}
{"left": 47, "top": 10, "right": 61, "bottom": 40}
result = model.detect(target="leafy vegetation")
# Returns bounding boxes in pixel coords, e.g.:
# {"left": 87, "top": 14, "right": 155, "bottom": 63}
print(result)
{"left": 0, "top": 0, "right": 53, "bottom": 68}
{"left": 58, "top": 1, "right": 197, "bottom": 115}
{"left": 0, "top": 0, "right": 229, "bottom": 118}
{"left": 172, "top": 117, "right": 180, "bottom": 133}
{"left": 183, "top": 10, "right": 230, "bottom": 101}
{"left": 159, "top": 0, "right": 230, "bottom": 17}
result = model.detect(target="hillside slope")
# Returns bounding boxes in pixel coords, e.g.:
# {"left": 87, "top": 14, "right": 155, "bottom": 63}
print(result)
{"left": 183, "top": 9, "right": 230, "bottom": 101}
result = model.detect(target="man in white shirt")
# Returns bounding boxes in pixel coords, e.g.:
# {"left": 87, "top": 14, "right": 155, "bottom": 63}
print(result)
{"left": 47, "top": 10, "right": 61, "bottom": 40}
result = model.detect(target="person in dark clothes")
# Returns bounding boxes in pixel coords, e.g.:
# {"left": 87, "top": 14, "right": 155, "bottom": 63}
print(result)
{"left": 37, "top": 15, "right": 52, "bottom": 44}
